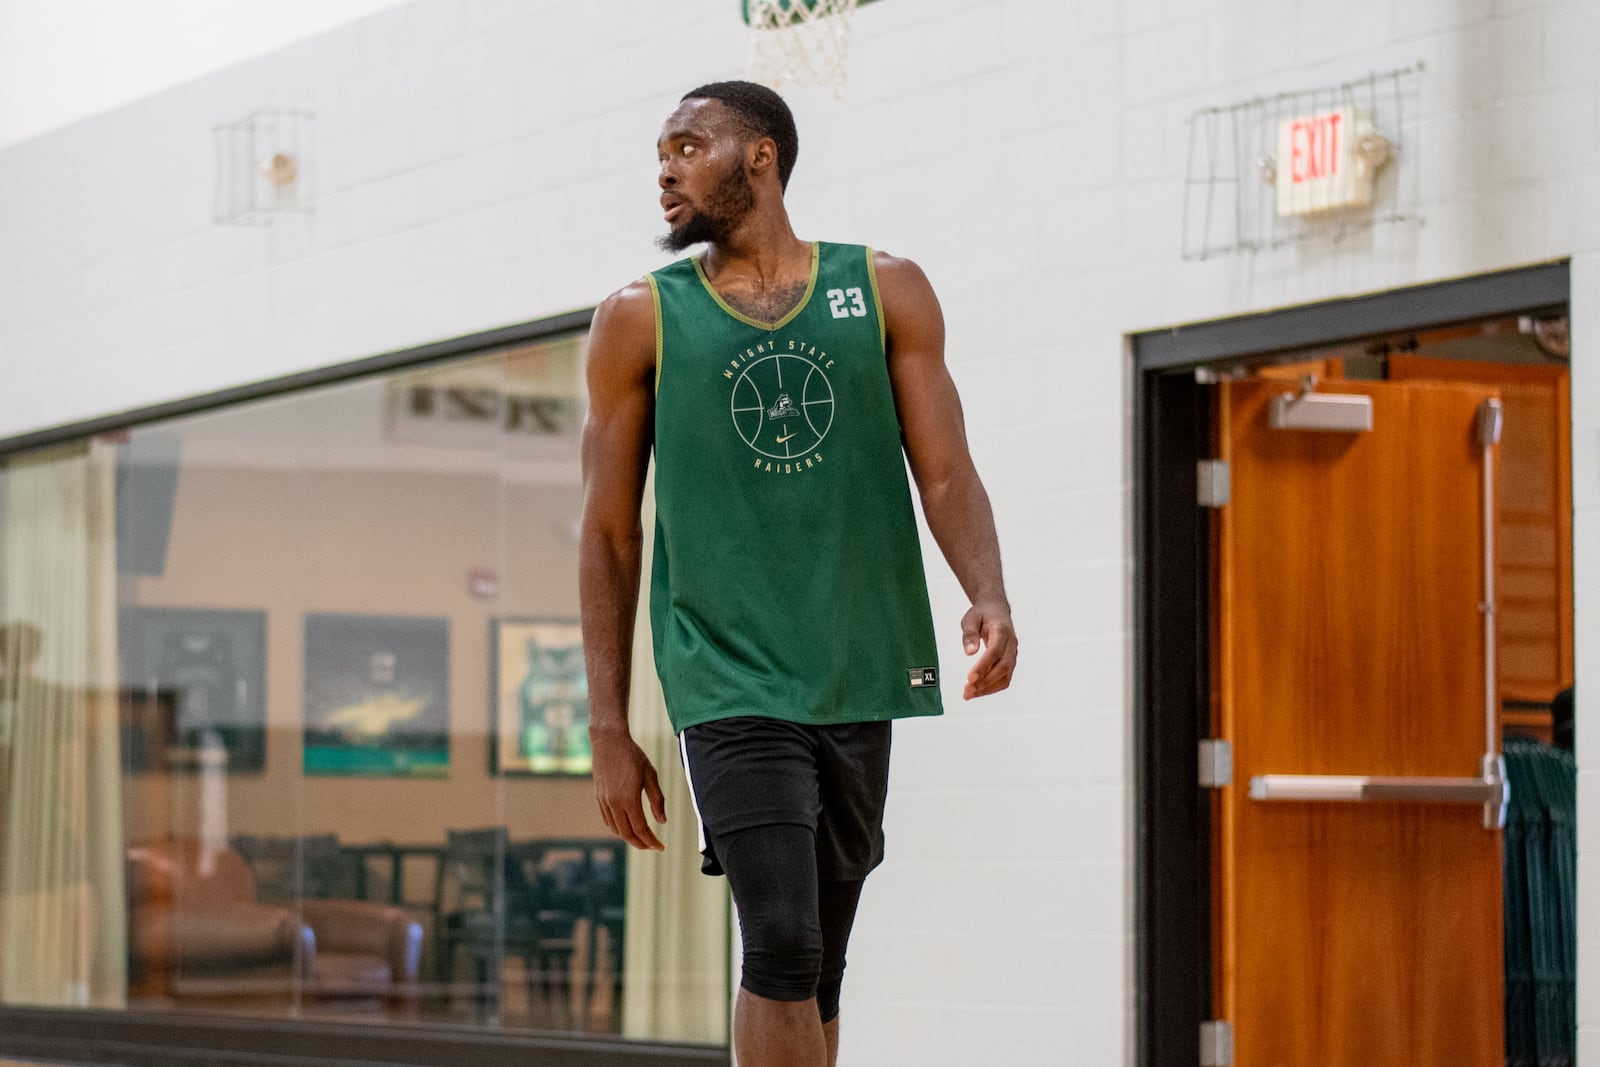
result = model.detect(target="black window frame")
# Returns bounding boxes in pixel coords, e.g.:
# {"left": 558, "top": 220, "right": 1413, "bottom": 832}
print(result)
{"left": 0, "top": 306, "right": 732, "bottom": 1067}
{"left": 0, "top": 309, "right": 595, "bottom": 459}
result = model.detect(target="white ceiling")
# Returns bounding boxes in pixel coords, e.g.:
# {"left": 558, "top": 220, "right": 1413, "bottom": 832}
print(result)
{"left": 0, "top": 0, "right": 412, "bottom": 149}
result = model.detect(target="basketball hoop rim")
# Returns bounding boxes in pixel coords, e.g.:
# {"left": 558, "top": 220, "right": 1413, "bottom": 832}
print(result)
{"left": 740, "top": 0, "right": 878, "bottom": 25}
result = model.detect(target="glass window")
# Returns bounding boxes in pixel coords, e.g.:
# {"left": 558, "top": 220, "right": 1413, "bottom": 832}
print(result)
{"left": 0, "top": 333, "right": 728, "bottom": 1048}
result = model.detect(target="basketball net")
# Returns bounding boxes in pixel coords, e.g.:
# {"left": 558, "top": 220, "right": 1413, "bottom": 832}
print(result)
{"left": 745, "top": 0, "right": 859, "bottom": 98}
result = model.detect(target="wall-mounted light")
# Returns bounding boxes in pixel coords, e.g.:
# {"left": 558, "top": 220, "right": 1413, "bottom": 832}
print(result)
{"left": 213, "top": 110, "right": 313, "bottom": 225}
{"left": 258, "top": 151, "right": 298, "bottom": 187}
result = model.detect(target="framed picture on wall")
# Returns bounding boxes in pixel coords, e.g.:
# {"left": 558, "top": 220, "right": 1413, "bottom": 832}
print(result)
{"left": 117, "top": 606, "right": 268, "bottom": 773}
{"left": 303, "top": 613, "right": 450, "bottom": 777}
{"left": 490, "top": 617, "right": 591, "bottom": 776}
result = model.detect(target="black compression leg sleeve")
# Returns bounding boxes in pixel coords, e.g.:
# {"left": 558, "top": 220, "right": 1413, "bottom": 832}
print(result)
{"left": 719, "top": 824, "right": 824, "bottom": 1002}
{"left": 816, "top": 878, "right": 866, "bottom": 1023}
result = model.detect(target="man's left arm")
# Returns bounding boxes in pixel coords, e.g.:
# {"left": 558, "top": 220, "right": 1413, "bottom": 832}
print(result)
{"left": 877, "top": 251, "right": 1017, "bottom": 700}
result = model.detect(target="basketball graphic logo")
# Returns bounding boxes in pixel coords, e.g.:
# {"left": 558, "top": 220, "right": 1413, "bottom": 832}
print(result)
{"left": 731, "top": 353, "right": 835, "bottom": 460}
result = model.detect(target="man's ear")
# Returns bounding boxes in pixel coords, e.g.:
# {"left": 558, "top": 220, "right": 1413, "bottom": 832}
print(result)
{"left": 748, "top": 136, "right": 778, "bottom": 179}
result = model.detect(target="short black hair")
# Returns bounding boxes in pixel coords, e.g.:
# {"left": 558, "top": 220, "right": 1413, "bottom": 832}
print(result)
{"left": 682, "top": 80, "right": 799, "bottom": 191}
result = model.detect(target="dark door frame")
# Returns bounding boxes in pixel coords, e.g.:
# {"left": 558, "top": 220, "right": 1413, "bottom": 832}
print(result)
{"left": 1131, "top": 260, "right": 1570, "bottom": 1067}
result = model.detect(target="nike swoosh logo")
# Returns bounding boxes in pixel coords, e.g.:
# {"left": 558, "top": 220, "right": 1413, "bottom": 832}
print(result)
{"left": 776, "top": 431, "right": 796, "bottom": 443}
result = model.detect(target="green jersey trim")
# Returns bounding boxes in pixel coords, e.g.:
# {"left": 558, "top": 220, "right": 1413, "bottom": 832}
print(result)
{"left": 690, "top": 241, "right": 821, "bottom": 331}
{"left": 864, "top": 246, "right": 887, "bottom": 353}
{"left": 645, "top": 273, "right": 664, "bottom": 394}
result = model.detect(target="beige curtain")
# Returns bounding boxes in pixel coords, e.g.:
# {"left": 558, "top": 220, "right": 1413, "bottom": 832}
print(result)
{"left": 0, "top": 441, "right": 126, "bottom": 1008}
{"left": 620, "top": 468, "right": 730, "bottom": 1044}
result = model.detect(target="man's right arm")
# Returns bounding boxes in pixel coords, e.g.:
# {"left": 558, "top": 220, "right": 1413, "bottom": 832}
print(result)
{"left": 579, "top": 279, "right": 666, "bottom": 852}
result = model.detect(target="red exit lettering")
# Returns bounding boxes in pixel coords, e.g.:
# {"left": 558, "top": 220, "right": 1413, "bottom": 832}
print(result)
{"left": 1290, "top": 111, "right": 1343, "bottom": 184}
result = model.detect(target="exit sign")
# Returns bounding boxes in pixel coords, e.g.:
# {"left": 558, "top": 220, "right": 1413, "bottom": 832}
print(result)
{"left": 1275, "top": 107, "right": 1378, "bottom": 216}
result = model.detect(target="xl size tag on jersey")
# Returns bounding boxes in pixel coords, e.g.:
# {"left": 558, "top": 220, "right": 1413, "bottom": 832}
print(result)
{"left": 908, "top": 667, "right": 938, "bottom": 689}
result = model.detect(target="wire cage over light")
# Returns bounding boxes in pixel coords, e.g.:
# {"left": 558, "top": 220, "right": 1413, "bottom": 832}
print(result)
{"left": 212, "top": 110, "right": 314, "bottom": 226}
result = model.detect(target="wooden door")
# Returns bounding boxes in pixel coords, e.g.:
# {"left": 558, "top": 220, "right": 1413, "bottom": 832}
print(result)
{"left": 1212, "top": 377, "right": 1504, "bottom": 1066}
{"left": 1389, "top": 355, "right": 1573, "bottom": 740}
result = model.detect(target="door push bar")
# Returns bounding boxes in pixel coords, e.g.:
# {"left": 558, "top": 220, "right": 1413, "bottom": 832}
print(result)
{"left": 1248, "top": 753, "right": 1508, "bottom": 830}
{"left": 1246, "top": 398, "right": 1510, "bottom": 833}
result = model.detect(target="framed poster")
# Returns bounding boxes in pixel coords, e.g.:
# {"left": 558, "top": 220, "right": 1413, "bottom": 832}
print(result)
{"left": 490, "top": 618, "right": 591, "bottom": 776}
{"left": 117, "top": 607, "right": 267, "bottom": 773}
{"left": 303, "top": 614, "right": 450, "bottom": 777}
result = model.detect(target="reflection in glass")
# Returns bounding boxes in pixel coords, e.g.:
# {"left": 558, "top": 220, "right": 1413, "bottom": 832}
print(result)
{"left": 0, "top": 334, "right": 727, "bottom": 1047}
{"left": 0, "top": 444, "right": 126, "bottom": 1008}
{"left": 494, "top": 619, "right": 591, "bottom": 777}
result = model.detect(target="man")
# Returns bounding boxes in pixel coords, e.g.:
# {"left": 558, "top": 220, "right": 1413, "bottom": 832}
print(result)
{"left": 0, "top": 621, "right": 43, "bottom": 748}
{"left": 0, "top": 621, "right": 42, "bottom": 685}
{"left": 579, "top": 80, "right": 1015, "bottom": 1067}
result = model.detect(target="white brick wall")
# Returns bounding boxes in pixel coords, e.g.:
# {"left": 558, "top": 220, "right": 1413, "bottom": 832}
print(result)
{"left": 2, "top": 0, "right": 1599, "bottom": 1063}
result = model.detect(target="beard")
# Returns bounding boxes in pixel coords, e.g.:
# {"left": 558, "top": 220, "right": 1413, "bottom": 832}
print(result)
{"left": 655, "top": 159, "right": 757, "bottom": 253}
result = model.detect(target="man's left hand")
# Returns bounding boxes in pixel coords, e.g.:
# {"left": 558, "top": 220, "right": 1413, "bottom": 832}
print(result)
{"left": 961, "top": 601, "right": 1017, "bottom": 700}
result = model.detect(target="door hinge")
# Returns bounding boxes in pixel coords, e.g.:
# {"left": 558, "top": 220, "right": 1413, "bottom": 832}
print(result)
{"left": 1197, "top": 460, "right": 1230, "bottom": 508}
{"left": 1198, "top": 739, "right": 1232, "bottom": 788}
{"left": 1200, "top": 1020, "right": 1234, "bottom": 1067}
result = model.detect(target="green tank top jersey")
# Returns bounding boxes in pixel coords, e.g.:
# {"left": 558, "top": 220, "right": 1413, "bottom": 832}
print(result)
{"left": 646, "top": 241, "right": 944, "bottom": 733}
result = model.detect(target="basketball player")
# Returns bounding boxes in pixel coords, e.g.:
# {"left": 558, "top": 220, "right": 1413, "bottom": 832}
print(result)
{"left": 580, "top": 81, "right": 1016, "bottom": 1067}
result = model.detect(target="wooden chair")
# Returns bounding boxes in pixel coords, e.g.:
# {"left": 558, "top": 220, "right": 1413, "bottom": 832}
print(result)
{"left": 513, "top": 837, "right": 626, "bottom": 1031}
{"left": 432, "top": 829, "right": 619, "bottom": 1028}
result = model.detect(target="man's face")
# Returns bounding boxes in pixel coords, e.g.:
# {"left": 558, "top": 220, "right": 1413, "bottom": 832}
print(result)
{"left": 656, "top": 99, "right": 757, "bottom": 253}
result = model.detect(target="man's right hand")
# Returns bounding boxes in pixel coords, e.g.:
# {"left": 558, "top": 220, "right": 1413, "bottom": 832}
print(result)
{"left": 591, "top": 729, "right": 668, "bottom": 852}
{"left": 579, "top": 280, "right": 667, "bottom": 853}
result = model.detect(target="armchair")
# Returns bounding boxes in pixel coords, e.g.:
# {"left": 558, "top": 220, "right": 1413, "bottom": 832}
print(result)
{"left": 127, "top": 837, "right": 422, "bottom": 1011}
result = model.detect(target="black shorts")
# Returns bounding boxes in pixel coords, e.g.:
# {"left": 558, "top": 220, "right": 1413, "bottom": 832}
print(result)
{"left": 678, "top": 716, "right": 893, "bottom": 881}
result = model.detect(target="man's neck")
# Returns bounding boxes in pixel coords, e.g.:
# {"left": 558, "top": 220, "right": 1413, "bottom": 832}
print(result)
{"left": 700, "top": 207, "right": 808, "bottom": 288}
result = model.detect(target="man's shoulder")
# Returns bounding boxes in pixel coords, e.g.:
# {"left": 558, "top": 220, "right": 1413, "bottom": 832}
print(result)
{"left": 596, "top": 276, "right": 655, "bottom": 324}
{"left": 815, "top": 242, "right": 921, "bottom": 289}
{"left": 589, "top": 278, "right": 658, "bottom": 373}
{"left": 865, "top": 250, "right": 936, "bottom": 310}
{"left": 865, "top": 247, "right": 922, "bottom": 275}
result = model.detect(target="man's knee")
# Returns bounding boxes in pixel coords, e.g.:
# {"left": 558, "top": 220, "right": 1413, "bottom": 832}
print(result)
{"left": 719, "top": 823, "right": 825, "bottom": 1002}
{"left": 739, "top": 909, "right": 824, "bottom": 1002}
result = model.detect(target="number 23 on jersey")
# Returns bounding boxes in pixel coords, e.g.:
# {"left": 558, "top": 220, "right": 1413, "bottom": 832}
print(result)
{"left": 828, "top": 286, "right": 867, "bottom": 319}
